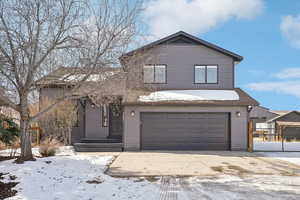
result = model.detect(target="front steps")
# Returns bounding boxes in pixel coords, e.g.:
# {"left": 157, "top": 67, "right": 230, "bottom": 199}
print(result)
{"left": 74, "top": 138, "right": 123, "bottom": 152}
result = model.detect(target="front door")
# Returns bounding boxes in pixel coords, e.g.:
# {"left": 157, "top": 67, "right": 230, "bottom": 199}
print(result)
{"left": 109, "top": 103, "right": 123, "bottom": 138}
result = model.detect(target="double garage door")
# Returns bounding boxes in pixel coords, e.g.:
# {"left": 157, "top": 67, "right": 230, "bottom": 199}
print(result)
{"left": 141, "top": 113, "right": 230, "bottom": 150}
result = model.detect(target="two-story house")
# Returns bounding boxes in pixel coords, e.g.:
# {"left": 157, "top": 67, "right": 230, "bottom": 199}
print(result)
{"left": 39, "top": 31, "right": 259, "bottom": 152}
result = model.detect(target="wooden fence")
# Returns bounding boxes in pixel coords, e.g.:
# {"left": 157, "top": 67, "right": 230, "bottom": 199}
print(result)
{"left": 29, "top": 126, "right": 41, "bottom": 145}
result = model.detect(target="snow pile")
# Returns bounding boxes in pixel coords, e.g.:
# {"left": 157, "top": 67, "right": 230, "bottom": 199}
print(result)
{"left": 0, "top": 155, "right": 159, "bottom": 200}
{"left": 254, "top": 141, "right": 300, "bottom": 151}
{"left": 139, "top": 90, "right": 239, "bottom": 102}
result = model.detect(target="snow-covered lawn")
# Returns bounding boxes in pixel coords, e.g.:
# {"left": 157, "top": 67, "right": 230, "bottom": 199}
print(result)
{"left": 254, "top": 140, "right": 300, "bottom": 151}
{"left": 1, "top": 148, "right": 300, "bottom": 200}
{"left": 0, "top": 148, "right": 159, "bottom": 200}
{"left": 0, "top": 146, "right": 75, "bottom": 157}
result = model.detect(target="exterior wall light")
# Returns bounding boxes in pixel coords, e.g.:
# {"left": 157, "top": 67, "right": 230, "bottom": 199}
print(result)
{"left": 247, "top": 105, "right": 253, "bottom": 112}
{"left": 235, "top": 111, "right": 241, "bottom": 117}
{"left": 130, "top": 111, "right": 135, "bottom": 117}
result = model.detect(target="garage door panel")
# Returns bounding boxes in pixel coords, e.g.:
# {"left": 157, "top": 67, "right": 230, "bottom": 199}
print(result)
{"left": 142, "top": 132, "right": 227, "bottom": 139}
{"left": 143, "top": 143, "right": 229, "bottom": 151}
{"left": 141, "top": 113, "right": 229, "bottom": 150}
{"left": 143, "top": 135, "right": 228, "bottom": 142}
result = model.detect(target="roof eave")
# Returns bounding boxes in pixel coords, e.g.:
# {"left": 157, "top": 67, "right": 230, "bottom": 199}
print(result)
{"left": 120, "top": 31, "right": 243, "bottom": 62}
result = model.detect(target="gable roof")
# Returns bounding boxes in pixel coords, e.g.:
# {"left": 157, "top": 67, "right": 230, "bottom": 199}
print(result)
{"left": 270, "top": 110, "right": 291, "bottom": 116}
{"left": 36, "top": 67, "right": 124, "bottom": 86}
{"left": 121, "top": 31, "right": 243, "bottom": 62}
{"left": 268, "top": 111, "right": 300, "bottom": 122}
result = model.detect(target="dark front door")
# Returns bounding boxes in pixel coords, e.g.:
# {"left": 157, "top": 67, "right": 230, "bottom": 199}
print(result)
{"left": 141, "top": 112, "right": 230, "bottom": 150}
{"left": 109, "top": 103, "right": 123, "bottom": 138}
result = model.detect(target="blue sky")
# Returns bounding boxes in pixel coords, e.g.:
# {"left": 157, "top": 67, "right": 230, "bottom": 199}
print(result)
{"left": 142, "top": 0, "right": 300, "bottom": 110}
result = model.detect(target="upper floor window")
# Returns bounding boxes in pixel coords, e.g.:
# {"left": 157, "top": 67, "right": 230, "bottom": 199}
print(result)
{"left": 143, "top": 64, "right": 166, "bottom": 84}
{"left": 194, "top": 65, "right": 218, "bottom": 84}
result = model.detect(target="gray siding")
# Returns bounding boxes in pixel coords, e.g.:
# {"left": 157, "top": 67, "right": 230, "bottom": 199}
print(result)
{"left": 126, "top": 44, "right": 234, "bottom": 89}
{"left": 39, "top": 87, "right": 68, "bottom": 99}
{"left": 123, "top": 105, "right": 248, "bottom": 151}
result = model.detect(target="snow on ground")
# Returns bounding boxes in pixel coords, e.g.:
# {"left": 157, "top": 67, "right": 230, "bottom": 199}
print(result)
{"left": 176, "top": 175, "right": 300, "bottom": 200}
{"left": 259, "top": 152, "right": 300, "bottom": 166}
{"left": 254, "top": 140, "right": 300, "bottom": 151}
{"left": 1, "top": 147, "right": 300, "bottom": 200}
{"left": 139, "top": 90, "right": 239, "bottom": 102}
{"left": 0, "top": 146, "right": 76, "bottom": 157}
{"left": 0, "top": 149, "right": 159, "bottom": 200}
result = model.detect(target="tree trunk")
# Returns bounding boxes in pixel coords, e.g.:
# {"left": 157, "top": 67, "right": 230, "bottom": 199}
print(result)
{"left": 19, "top": 95, "right": 34, "bottom": 161}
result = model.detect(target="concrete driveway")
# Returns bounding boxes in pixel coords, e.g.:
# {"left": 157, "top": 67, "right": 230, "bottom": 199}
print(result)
{"left": 107, "top": 151, "right": 300, "bottom": 177}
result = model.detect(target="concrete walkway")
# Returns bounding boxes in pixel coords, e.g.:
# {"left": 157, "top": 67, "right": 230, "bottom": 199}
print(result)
{"left": 107, "top": 151, "right": 300, "bottom": 177}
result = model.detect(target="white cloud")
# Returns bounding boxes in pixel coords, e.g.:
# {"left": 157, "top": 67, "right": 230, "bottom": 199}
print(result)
{"left": 280, "top": 15, "right": 300, "bottom": 48}
{"left": 143, "top": 0, "right": 264, "bottom": 39}
{"left": 273, "top": 68, "right": 300, "bottom": 79}
{"left": 248, "top": 67, "right": 300, "bottom": 99}
{"left": 247, "top": 81, "right": 300, "bottom": 99}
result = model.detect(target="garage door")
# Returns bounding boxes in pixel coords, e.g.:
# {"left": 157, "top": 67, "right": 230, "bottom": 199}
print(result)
{"left": 141, "top": 113, "right": 230, "bottom": 150}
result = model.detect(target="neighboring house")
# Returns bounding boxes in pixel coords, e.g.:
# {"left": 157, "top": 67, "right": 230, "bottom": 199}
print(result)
{"left": 249, "top": 106, "right": 279, "bottom": 129}
{"left": 38, "top": 31, "right": 259, "bottom": 152}
{"left": 267, "top": 111, "right": 300, "bottom": 141}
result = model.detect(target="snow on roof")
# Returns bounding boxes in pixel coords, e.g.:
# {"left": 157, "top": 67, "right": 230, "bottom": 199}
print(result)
{"left": 138, "top": 90, "right": 239, "bottom": 102}
{"left": 60, "top": 72, "right": 116, "bottom": 82}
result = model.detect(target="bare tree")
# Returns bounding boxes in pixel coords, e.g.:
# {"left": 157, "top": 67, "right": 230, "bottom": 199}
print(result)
{"left": 0, "top": 0, "right": 143, "bottom": 161}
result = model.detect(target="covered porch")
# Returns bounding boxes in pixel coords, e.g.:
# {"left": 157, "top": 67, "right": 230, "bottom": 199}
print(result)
{"left": 72, "top": 96, "right": 124, "bottom": 152}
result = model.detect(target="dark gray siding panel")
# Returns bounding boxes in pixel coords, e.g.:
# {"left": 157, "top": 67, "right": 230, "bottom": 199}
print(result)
{"left": 140, "top": 112, "right": 229, "bottom": 150}
{"left": 126, "top": 44, "right": 234, "bottom": 89}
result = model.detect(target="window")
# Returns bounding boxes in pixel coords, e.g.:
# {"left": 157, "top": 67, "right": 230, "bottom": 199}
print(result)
{"left": 143, "top": 65, "right": 154, "bottom": 83}
{"left": 207, "top": 66, "right": 218, "bottom": 83}
{"left": 194, "top": 66, "right": 206, "bottom": 83}
{"left": 194, "top": 65, "right": 218, "bottom": 84}
{"left": 143, "top": 65, "right": 166, "bottom": 83}
{"left": 102, "top": 105, "right": 108, "bottom": 127}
